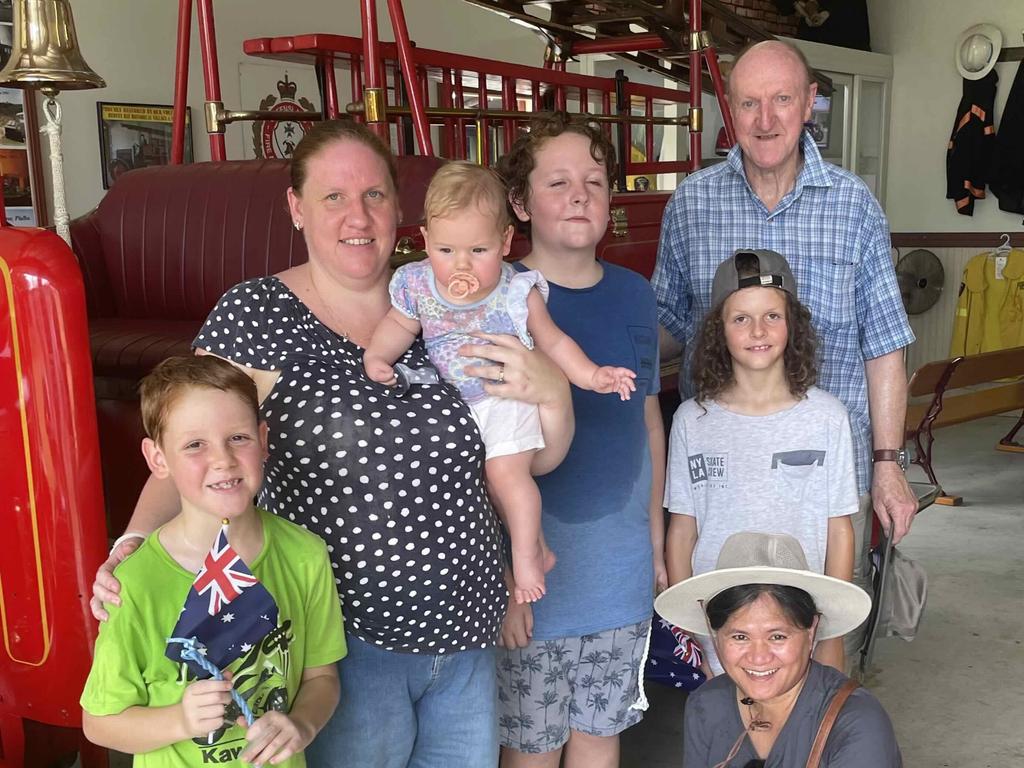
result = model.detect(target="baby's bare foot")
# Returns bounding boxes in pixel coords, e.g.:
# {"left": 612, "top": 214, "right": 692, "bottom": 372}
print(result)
{"left": 512, "top": 543, "right": 546, "bottom": 604}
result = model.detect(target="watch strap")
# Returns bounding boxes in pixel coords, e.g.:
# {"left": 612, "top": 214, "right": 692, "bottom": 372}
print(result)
{"left": 872, "top": 449, "right": 907, "bottom": 469}
{"left": 872, "top": 449, "right": 901, "bottom": 463}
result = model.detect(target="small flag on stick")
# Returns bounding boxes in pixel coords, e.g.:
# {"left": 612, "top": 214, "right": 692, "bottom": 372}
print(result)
{"left": 166, "top": 520, "right": 278, "bottom": 679}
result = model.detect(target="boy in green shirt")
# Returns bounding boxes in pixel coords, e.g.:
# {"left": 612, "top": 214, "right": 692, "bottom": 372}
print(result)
{"left": 81, "top": 355, "right": 346, "bottom": 766}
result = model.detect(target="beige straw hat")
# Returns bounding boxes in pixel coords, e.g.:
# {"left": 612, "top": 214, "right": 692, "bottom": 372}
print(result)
{"left": 654, "top": 532, "right": 872, "bottom": 641}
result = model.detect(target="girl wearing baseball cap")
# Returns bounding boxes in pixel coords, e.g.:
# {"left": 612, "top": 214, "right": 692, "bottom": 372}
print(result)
{"left": 664, "top": 250, "right": 858, "bottom": 676}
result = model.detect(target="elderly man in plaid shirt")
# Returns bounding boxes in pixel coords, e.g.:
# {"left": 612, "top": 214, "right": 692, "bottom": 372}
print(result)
{"left": 653, "top": 40, "right": 918, "bottom": 661}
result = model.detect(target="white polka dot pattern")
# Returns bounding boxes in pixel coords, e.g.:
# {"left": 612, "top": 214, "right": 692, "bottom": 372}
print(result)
{"left": 195, "top": 277, "right": 505, "bottom": 653}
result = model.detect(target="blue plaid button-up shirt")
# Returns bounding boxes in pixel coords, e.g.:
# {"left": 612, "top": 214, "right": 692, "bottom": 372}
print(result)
{"left": 653, "top": 132, "right": 915, "bottom": 494}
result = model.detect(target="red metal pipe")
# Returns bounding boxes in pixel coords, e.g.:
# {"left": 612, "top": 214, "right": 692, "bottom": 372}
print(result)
{"left": 477, "top": 71, "right": 490, "bottom": 164}
{"left": 417, "top": 65, "right": 431, "bottom": 141}
{"left": 196, "top": 0, "right": 226, "bottom": 161}
{"left": 395, "top": 87, "right": 407, "bottom": 154}
{"left": 418, "top": 66, "right": 429, "bottom": 95}
{"left": 704, "top": 44, "right": 735, "bottom": 146}
{"left": 568, "top": 33, "right": 664, "bottom": 55}
{"left": 323, "top": 55, "right": 339, "bottom": 119}
{"left": 171, "top": 0, "right": 192, "bottom": 164}
{"left": 645, "top": 96, "right": 655, "bottom": 167}
{"left": 556, "top": 87, "right": 566, "bottom": 111}
{"left": 360, "top": 0, "right": 388, "bottom": 139}
{"left": 386, "top": 0, "right": 434, "bottom": 155}
{"left": 351, "top": 54, "right": 364, "bottom": 123}
{"left": 441, "top": 68, "right": 456, "bottom": 158}
{"left": 602, "top": 91, "right": 612, "bottom": 142}
{"left": 629, "top": 160, "right": 692, "bottom": 174}
{"left": 554, "top": 60, "right": 567, "bottom": 111}
{"left": 622, "top": 79, "right": 691, "bottom": 105}
{"left": 501, "top": 76, "right": 515, "bottom": 154}
{"left": 688, "top": 0, "right": 703, "bottom": 170}
{"left": 455, "top": 70, "right": 466, "bottom": 160}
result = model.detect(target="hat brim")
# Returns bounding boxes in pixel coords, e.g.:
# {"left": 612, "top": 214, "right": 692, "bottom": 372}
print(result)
{"left": 955, "top": 23, "right": 1003, "bottom": 81}
{"left": 654, "top": 566, "right": 872, "bottom": 641}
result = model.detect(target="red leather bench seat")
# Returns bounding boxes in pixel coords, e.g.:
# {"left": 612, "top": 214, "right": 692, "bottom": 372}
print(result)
{"left": 89, "top": 318, "right": 200, "bottom": 381}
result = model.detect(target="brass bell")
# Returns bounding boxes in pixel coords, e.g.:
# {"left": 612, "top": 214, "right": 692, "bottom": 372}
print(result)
{"left": 0, "top": 0, "right": 105, "bottom": 94}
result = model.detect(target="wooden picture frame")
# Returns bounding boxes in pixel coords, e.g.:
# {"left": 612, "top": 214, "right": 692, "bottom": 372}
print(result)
{"left": 96, "top": 101, "right": 193, "bottom": 189}
{"left": 0, "top": 14, "right": 48, "bottom": 228}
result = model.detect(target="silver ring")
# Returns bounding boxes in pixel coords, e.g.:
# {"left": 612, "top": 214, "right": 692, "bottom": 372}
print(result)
{"left": 497, "top": 366, "right": 505, "bottom": 384}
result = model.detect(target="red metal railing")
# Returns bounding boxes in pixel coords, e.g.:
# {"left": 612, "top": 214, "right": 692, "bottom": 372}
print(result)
{"left": 244, "top": 33, "right": 694, "bottom": 176}
{"left": 171, "top": 0, "right": 734, "bottom": 179}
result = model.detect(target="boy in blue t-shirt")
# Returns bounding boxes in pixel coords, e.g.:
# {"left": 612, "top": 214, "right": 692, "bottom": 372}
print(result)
{"left": 81, "top": 355, "right": 346, "bottom": 767}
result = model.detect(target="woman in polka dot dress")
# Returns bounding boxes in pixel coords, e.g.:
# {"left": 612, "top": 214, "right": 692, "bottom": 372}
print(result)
{"left": 493, "top": 112, "right": 668, "bottom": 767}
{"left": 90, "top": 120, "right": 575, "bottom": 768}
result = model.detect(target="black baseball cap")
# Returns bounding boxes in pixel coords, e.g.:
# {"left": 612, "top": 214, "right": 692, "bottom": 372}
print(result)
{"left": 710, "top": 249, "right": 798, "bottom": 308}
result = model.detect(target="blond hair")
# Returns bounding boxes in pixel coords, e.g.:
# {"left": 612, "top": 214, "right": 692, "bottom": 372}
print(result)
{"left": 423, "top": 161, "right": 511, "bottom": 232}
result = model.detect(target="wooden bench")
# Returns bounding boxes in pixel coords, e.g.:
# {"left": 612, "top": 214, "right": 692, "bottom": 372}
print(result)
{"left": 905, "top": 346, "right": 1024, "bottom": 505}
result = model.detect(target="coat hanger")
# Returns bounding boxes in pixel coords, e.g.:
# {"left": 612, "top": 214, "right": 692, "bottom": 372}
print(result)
{"left": 996, "top": 32, "right": 1023, "bottom": 62}
{"left": 993, "top": 233, "right": 1012, "bottom": 257}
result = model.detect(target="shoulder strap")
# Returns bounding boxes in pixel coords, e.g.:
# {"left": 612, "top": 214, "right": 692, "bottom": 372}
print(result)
{"left": 805, "top": 678, "right": 860, "bottom": 768}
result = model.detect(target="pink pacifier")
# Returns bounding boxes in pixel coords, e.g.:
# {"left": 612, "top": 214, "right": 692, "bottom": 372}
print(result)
{"left": 447, "top": 271, "right": 480, "bottom": 299}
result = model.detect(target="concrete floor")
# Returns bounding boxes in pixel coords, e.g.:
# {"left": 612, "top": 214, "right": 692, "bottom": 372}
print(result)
{"left": 87, "top": 415, "right": 1024, "bottom": 767}
{"left": 622, "top": 413, "right": 1024, "bottom": 767}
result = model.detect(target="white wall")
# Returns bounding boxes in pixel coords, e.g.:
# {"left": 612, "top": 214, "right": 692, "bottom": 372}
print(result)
{"left": 45, "top": 0, "right": 546, "bottom": 219}
{"left": 868, "top": 0, "right": 1023, "bottom": 232}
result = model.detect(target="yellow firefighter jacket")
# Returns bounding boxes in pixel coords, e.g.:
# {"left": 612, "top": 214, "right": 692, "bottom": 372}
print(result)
{"left": 950, "top": 248, "right": 1024, "bottom": 356}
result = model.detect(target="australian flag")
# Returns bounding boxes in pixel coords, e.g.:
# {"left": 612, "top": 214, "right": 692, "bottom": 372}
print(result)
{"left": 166, "top": 523, "right": 278, "bottom": 679}
{"left": 644, "top": 613, "right": 707, "bottom": 692}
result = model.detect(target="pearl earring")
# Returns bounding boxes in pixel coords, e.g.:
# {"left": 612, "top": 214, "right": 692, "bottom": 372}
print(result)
{"left": 294, "top": 221, "right": 303, "bottom": 231}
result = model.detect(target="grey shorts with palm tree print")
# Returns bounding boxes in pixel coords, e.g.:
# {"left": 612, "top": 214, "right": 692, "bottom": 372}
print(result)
{"left": 496, "top": 619, "right": 651, "bottom": 753}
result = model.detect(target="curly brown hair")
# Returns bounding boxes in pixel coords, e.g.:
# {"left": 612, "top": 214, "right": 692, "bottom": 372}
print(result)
{"left": 496, "top": 111, "right": 617, "bottom": 239}
{"left": 693, "top": 289, "right": 818, "bottom": 405}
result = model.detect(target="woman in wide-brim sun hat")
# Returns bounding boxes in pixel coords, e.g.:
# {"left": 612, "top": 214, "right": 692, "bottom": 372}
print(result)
{"left": 656, "top": 531, "right": 901, "bottom": 767}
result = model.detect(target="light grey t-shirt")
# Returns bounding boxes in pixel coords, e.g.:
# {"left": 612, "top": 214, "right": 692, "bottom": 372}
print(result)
{"left": 666, "top": 386, "right": 858, "bottom": 577}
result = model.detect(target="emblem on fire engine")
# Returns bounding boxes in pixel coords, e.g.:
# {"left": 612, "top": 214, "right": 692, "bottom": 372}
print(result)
{"left": 252, "top": 74, "right": 317, "bottom": 159}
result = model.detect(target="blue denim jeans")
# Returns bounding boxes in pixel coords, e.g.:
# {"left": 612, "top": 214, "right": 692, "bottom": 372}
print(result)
{"left": 305, "top": 633, "right": 498, "bottom": 768}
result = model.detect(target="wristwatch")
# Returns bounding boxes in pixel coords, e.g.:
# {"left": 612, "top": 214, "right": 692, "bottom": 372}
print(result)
{"left": 872, "top": 448, "right": 908, "bottom": 471}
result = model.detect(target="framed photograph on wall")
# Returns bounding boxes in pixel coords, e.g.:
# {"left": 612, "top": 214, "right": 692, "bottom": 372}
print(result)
{"left": 96, "top": 102, "right": 193, "bottom": 189}
{"left": 0, "top": 13, "right": 47, "bottom": 227}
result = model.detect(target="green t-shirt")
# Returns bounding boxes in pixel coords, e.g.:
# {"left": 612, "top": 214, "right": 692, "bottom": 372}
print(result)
{"left": 81, "top": 509, "right": 347, "bottom": 767}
